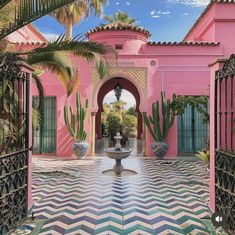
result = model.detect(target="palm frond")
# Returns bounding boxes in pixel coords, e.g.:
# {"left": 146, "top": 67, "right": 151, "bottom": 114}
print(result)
{"left": 32, "top": 101, "right": 42, "bottom": 130}
{"left": 103, "top": 11, "right": 137, "bottom": 25}
{"left": 93, "top": 53, "right": 110, "bottom": 79}
{"left": 27, "top": 35, "right": 115, "bottom": 59}
{"left": 0, "top": 0, "right": 11, "bottom": 9}
{"left": 0, "top": 0, "right": 78, "bottom": 40}
{"left": 103, "top": 15, "right": 113, "bottom": 23}
{"left": 28, "top": 51, "right": 73, "bottom": 94}
{"left": 195, "top": 151, "right": 210, "bottom": 167}
{"left": 50, "top": 0, "right": 89, "bottom": 25}
{"left": 32, "top": 73, "right": 44, "bottom": 111}
{"left": 27, "top": 51, "right": 72, "bottom": 75}
{"left": 89, "top": 0, "right": 108, "bottom": 16}
{"left": 66, "top": 68, "right": 80, "bottom": 97}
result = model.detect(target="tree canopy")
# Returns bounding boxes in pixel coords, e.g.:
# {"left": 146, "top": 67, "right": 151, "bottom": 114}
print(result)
{"left": 102, "top": 101, "right": 137, "bottom": 138}
{"left": 103, "top": 11, "right": 137, "bottom": 25}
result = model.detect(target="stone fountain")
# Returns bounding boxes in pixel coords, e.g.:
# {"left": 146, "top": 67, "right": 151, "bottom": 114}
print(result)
{"left": 105, "top": 132, "right": 132, "bottom": 174}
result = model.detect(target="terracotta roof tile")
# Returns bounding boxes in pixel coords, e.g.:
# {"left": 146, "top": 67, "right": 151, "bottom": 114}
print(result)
{"left": 147, "top": 41, "right": 220, "bottom": 46}
{"left": 86, "top": 21, "right": 151, "bottom": 37}
{"left": 183, "top": 0, "right": 235, "bottom": 41}
{"left": 13, "top": 41, "right": 47, "bottom": 46}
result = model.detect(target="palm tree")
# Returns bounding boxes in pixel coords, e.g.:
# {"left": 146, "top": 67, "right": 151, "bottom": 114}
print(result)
{"left": 0, "top": 1, "right": 113, "bottom": 128}
{"left": 103, "top": 11, "right": 137, "bottom": 25}
{"left": 50, "top": 0, "right": 108, "bottom": 40}
{"left": 0, "top": 0, "right": 81, "bottom": 40}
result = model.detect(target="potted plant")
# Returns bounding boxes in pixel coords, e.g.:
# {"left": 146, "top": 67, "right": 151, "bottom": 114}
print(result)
{"left": 64, "top": 92, "right": 89, "bottom": 159}
{"left": 143, "top": 91, "right": 180, "bottom": 159}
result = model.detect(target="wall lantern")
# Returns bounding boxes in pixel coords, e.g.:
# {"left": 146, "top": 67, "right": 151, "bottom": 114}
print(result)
{"left": 114, "top": 82, "right": 122, "bottom": 101}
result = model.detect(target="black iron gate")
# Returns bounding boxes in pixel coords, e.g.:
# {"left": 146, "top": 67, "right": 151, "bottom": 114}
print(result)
{"left": 214, "top": 54, "right": 235, "bottom": 234}
{"left": 0, "top": 55, "right": 29, "bottom": 235}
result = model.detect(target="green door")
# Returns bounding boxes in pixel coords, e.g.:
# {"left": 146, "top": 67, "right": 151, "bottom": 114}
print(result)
{"left": 178, "top": 104, "right": 208, "bottom": 154}
{"left": 33, "top": 96, "right": 56, "bottom": 154}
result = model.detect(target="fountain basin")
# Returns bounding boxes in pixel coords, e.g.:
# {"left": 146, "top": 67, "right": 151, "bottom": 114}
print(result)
{"left": 104, "top": 132, "right": 133, "bottom": 175}
{"left": 105, "top": 147, "right": 132, "bottom": 160}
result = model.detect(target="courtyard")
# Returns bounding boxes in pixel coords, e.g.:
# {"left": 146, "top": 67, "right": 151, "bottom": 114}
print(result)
{"left": 1, "top": 1, "right": 235, "bottom": 235}
{"left": 31, "top": 157, "right": 214, "bottom": 235}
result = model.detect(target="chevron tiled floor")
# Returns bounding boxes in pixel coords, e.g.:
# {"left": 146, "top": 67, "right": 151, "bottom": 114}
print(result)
{"left": 32, "top": 157, "right": 213, "bottom": 235}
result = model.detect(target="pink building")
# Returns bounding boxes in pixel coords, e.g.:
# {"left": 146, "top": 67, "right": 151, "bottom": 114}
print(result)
{"left": 17, "top": 1, "right": 232, "bottom": 160}
{"left": 6, "top": 0, "right": 235, "bottom": 219}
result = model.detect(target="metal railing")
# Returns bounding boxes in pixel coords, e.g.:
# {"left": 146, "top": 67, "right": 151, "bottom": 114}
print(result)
{"left": 0, "top": 55, "right": 29, "bottom": 235}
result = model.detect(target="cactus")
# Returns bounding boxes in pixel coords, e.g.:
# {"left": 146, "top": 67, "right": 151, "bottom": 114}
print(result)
{"left": 64, "top": 92, "right": 88, "bottom": 142}
{"left": 143, "top": 91, "right": 175, "bottom": 142}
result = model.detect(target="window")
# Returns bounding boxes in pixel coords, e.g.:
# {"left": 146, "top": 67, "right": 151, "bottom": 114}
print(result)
{"left": 115, "top": 44, "right": 123, "bottom": 50}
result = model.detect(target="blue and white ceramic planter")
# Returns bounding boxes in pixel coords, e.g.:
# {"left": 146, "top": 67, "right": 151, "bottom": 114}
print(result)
{"left": 72, "top": 142, "right": 89, "bottom": 159}
{"left": 151, "top": 142, "right": 169, "bottom": 159}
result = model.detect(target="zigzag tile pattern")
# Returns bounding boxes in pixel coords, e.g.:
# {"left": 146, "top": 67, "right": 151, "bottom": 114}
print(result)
{"left": 32, "top": 157, "right": 212, "bottom": 235}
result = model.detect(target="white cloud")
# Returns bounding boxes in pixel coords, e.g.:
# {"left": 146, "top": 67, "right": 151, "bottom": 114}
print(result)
{"left": 41, "top": 32, "right": 60, "bottom": 42}
{"left": 157, "top": 10, "right": 171, "bottom": 15}
{"left": 181, "top": 12, "right": 189, "bottom": 16}
{"left": 166, "top": 0, "right": 210, "bottom": 7}
{"left": 116, "top": 1, "right": 120, "bottom": 5}
{"left": 151, "top": 10, "right": 170, "bottom": 18}
{"left": 126, "top": 1, "right": 130, "bottom": 6}
{"left": 152, "top": 15, "right": 161, "bottom": 18}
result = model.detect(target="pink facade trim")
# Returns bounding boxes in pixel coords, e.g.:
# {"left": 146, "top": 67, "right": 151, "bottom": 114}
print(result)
{"left": 7, "top": 24, "right": 47, "bottom": 44}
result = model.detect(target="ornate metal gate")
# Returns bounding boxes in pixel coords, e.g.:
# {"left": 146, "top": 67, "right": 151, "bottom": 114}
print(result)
{"left": 214, "top": 54, "right": 235, "bottom": 234}
{"left": 0, "top": 55, "right": 29, "bottom": 234}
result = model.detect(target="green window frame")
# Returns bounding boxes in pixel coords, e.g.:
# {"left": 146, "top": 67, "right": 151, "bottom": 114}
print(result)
{"left": 33, "top": 96, "right": 57, "bottom": 154}
{"left": 178, "top": 103, "right": 208, "bottom": 154}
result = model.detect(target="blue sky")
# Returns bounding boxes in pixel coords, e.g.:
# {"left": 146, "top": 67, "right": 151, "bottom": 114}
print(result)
{"left": 34, "top": 0, "right": 210, "bottom": 42}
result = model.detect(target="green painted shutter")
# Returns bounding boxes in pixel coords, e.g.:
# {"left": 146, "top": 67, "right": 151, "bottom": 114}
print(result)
{"left": 33, "top": 96, "right": 56, "bottom": 154}
{"left": 178, "top": 104, "right": 208, "bottom": 154}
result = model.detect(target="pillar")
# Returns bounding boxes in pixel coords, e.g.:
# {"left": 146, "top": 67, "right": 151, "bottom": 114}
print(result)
{"left": 95, "top": 111, "right": 102, "bottom": 139}
{"left": 91, "top": 112, "right": 96, "bottom": 155}
{"left": 137, "top": 112, "right": 143, "bottom": 139}
{"left": 142, "top": 112, "right": 147, "bottom": 156}
{"left": 208, "top": 58, "right": 226, "bottom": 213}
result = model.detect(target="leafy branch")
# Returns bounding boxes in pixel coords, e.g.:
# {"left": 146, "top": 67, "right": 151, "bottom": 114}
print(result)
{"left": 0, "top": 0, "right": 78, "bottom": 40}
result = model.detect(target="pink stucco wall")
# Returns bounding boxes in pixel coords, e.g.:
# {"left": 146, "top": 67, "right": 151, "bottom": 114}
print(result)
{"left": 32, "top": 57, "right": 93, "bottom": 157}
{"left": 30, "top": 1, "right": 235, "bottom": 158}
{"left": 184, "top": 3, "right": 235, "bottom": 56}
{"left": 31, "top": 34, "right": 226, "bottom": 158}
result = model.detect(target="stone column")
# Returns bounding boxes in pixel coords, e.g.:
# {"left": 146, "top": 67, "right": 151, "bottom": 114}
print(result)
{"left": 91, "top": 112, "right": 96, "bottom": 156}
{"left": 142, "top": 112, "right": 147, "bottom": 156}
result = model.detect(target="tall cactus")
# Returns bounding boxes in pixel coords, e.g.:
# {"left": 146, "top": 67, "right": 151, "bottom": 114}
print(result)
{"left": 64, "top": 92, "right": 88, "bottom": 142}
{"left": 143, "top": 91, "right": 175, "bottom": 142}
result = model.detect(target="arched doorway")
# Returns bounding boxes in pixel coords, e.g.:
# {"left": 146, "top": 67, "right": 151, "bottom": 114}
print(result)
{"left": 95, "top": 77, "right": 143, "bottom": 155}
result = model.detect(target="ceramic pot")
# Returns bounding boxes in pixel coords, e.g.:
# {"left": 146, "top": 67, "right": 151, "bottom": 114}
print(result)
{"left": 151, "top": 142, "right": 169, "bottom": 159}
{"left": 72, "top": 142, "right": 89, "bottom": 159}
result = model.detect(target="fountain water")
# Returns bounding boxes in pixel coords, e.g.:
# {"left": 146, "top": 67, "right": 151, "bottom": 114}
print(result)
{"left": 104, "top": 133, "right": 134, "bottom": 175}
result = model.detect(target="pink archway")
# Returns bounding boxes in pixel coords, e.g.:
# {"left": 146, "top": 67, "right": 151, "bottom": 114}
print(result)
{"left": 96, "top": 77, "right": 143, "bottom": 140}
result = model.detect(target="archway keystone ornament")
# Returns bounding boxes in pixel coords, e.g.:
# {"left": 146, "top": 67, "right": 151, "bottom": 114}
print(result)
{"left": 92, "top": 66, "right": 148, "bottom": 111}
